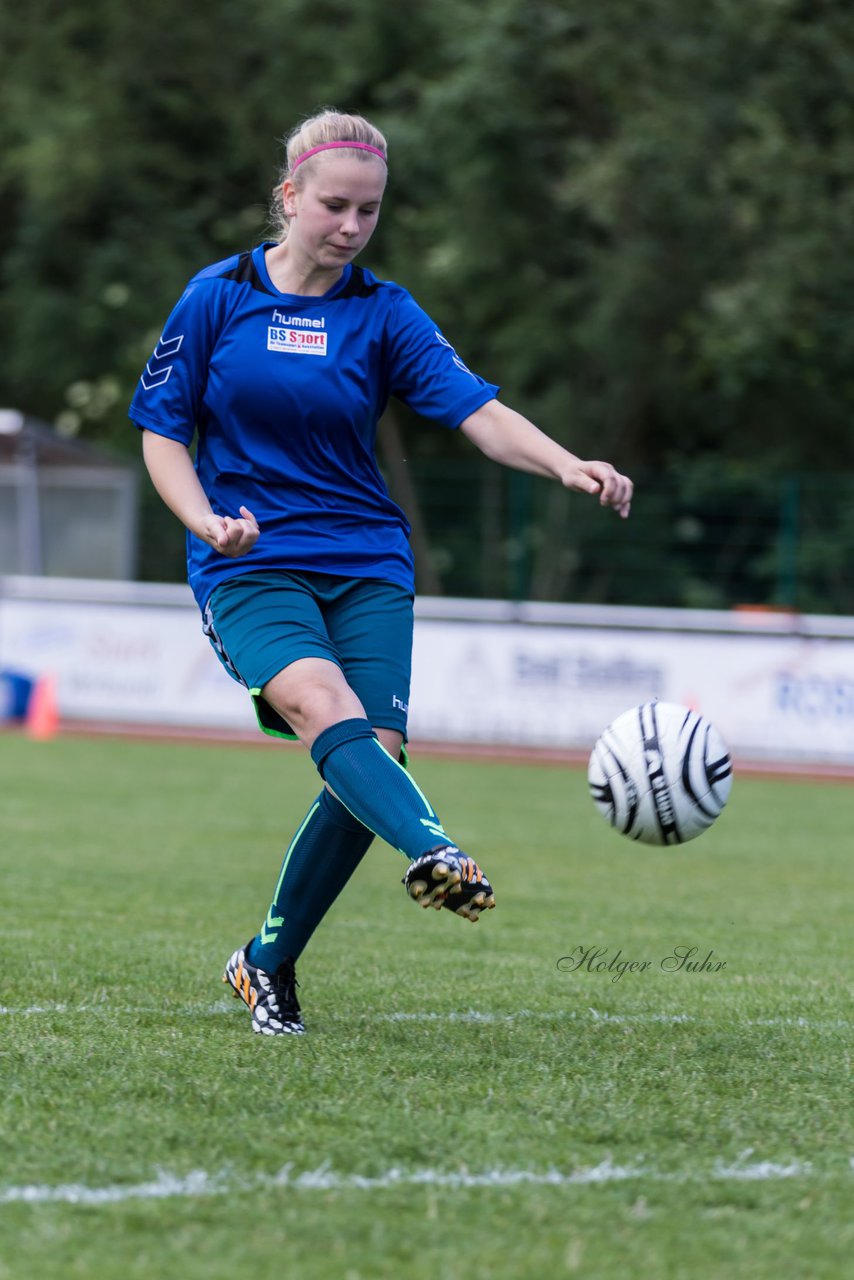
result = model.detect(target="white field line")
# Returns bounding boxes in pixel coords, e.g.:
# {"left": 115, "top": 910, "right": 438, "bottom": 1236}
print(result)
{"left": 0, "top": 1003, "right": 850, "bottom": 1032}
{"left": 2, "top": 1151, "right": 845, "bottom": 1207}
{"left": 380, "top": 1009, "right": 853, "bottom": 1031}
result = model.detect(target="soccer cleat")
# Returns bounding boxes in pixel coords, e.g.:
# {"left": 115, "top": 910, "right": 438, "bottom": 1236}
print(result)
{"left": 222, "top": 943, "right": 304, "bottom": 1036}
{"left": 443, "top": 852, "right": 496, "bottom": 922}
{"left": 403, "top": 845, "right": 496, "bottom": 922}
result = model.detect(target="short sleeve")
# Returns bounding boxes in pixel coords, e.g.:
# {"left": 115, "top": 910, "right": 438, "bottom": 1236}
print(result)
{"left": 128, "top": 279, "right": 225, "bottom": 445}
{"left": 387, "top": 292, "right": 499, "bottom": 428}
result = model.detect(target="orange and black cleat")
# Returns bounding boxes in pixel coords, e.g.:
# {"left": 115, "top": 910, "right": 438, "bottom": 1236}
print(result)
{"left": 223, "top": 943, "right": 304, "bottom": 1035}
{"left": 403, "top": 846, "right": 496, "bottom": 922}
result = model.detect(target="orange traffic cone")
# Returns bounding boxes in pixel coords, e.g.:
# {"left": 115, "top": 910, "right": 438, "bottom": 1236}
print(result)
{"left": 26, "top": 674, "right": 60, "bottom": 740}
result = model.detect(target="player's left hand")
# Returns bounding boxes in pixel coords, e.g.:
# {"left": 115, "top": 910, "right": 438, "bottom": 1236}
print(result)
{"left": 563, "top": 461, "right": 633, "bottom": 518}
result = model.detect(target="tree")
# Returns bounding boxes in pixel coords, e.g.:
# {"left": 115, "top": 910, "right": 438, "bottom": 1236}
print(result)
{"left": 2, "top": 0, "right": 853, "bottom": 604}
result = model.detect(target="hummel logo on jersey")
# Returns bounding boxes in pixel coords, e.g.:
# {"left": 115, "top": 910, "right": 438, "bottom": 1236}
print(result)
{"left": 140, "top": 334, "right": 184, "bottom": 389}
{"left": 271, "top": 310, "right": 325, "bottom": 330}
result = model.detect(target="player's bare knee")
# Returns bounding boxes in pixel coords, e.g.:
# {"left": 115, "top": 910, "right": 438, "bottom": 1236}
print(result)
{"left": 263, "top": 673, "right": 365, "bottom": 743}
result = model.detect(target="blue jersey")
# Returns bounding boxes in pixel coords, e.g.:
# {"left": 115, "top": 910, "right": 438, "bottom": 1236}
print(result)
{"left": 129, "top": 243, "right": 499, "bottom": 607}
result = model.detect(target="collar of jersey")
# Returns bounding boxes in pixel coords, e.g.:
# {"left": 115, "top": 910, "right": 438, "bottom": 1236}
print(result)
{"left": 253, "top": 242, "right": 353, "bottom": 304}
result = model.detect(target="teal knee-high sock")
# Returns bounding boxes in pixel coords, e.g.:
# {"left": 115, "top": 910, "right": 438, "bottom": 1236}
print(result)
{"left": 310, "top": 718, "right": 455, "bottom": 857}
{"left": 247, "top": 789, "right": 374, "bottom": 970}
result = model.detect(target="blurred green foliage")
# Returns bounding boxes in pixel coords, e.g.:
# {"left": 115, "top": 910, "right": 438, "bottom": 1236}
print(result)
{"left": 2, "top": 0, "right": 853, "bottom": 606}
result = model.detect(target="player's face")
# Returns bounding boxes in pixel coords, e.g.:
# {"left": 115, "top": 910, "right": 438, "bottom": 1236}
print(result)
{"left": 283, "top": 156, "right": 387, "bottom": 271}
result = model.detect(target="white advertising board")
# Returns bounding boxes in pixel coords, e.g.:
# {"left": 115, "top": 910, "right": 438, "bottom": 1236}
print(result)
{"left": 2, "top": 578, "right": 854, "bottom": 765}
{"left": 409, "top": 617, "right": 854, "bottom": 764}
{"left": 0, "top": 582, "right": 255, "bottom": 731}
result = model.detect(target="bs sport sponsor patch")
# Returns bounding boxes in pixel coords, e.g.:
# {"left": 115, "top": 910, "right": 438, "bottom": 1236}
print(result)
{"left": 267, "top": 311, "right": 327, "bottom": 357}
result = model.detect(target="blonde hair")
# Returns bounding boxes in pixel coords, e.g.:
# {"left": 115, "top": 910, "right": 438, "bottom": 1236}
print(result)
{"left": 270, "top": 109, "right": 388, "bottom": 241}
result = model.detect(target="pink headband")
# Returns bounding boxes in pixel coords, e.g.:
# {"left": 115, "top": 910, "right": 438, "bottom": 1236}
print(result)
{"left": 291, "top": 140, "right": 387, "bottom": 171}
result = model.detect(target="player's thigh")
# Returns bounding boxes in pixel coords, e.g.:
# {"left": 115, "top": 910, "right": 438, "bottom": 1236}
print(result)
{"left": 205, "top": 570, "right": 341, "bottom": 691}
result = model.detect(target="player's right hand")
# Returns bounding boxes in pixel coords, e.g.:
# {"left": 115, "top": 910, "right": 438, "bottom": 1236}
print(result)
{"left": 199, "top": 506, "right": 260, "bottom": 558}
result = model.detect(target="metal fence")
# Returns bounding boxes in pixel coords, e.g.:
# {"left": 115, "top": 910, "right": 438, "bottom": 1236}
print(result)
{"left": 0, "top": 413, "right": 138, "bottom": 580}
{"left": 398, "top": 462, "right": 854, "bottom": 615}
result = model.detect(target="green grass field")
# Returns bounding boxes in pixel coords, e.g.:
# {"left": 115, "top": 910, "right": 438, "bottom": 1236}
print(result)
{"left": 1, "top": 732, "right": 851, "bottom": 1280}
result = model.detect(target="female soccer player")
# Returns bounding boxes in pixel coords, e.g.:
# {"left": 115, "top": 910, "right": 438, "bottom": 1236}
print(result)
{"left": 130, "top": 109, "right": 633, "bottom": 1036}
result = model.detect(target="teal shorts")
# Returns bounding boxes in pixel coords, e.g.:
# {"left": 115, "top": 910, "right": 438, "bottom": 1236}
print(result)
{"left": 203, "top": 570, "right": 414, "bottom": 740}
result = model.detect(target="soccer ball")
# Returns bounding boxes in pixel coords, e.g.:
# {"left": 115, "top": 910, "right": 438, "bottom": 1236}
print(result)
{"left": 588, "top": 701, "right": 732, "bottom": 845}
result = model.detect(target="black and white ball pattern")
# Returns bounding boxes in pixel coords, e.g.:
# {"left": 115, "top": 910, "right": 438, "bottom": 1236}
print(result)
{"left": 588, "top": 701, "right": 733, "bottom": 845}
